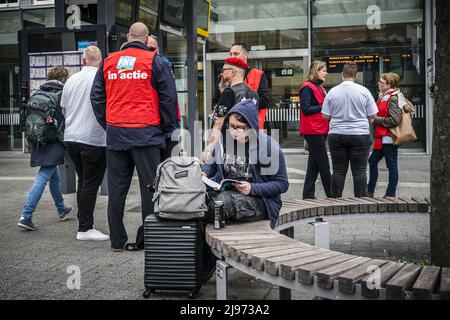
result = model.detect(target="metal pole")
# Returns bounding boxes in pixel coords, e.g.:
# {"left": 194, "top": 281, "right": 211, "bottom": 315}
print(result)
{"left": 307, "top": 0, "right": 313, "bottom": 66}
{"left": 186, "top": 1, "right": 198, "bottom": 157}
{"left": 54, "top": 0, "right": 65, "bottom": 27}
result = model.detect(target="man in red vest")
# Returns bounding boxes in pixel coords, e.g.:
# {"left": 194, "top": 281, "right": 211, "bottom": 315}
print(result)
{"left": 229, "top": 43, "right": 270, "bottom": 130}
{"left": 91, "top": 22, "right": 178, "bottom": 252}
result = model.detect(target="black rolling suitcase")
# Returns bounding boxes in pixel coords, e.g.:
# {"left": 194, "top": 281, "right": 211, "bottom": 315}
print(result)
{"left": 143, "top": 214, "right": 204, "bottom": 298}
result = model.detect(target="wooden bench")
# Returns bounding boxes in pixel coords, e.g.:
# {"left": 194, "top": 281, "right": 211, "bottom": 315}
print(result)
{"left": 206, "top": 197, "right": 450, "bottom": 300}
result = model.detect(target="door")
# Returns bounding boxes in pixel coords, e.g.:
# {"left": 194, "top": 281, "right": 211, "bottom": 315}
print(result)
{"left": 206, "top": 49, "right": 308, "bottom": 151}
{"left": 0, "top": 65, "right": 21, "bottom": 151}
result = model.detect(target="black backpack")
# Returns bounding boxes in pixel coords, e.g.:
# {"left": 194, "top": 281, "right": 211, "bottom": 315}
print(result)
{"left": 24, "top": 89, "right": 63, "bottom": 146}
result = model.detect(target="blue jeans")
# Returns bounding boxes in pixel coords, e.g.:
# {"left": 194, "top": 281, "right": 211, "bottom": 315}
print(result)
{"left": 22, "top": 165, "right": 66, "bottom": 220}
{"left": 368, "top": 144, "right": 399, "bottom": 197}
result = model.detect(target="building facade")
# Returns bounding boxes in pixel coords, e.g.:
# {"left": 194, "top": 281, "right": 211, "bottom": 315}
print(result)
{"left": 0, "top": 0, "right": 436, "bottom": 153}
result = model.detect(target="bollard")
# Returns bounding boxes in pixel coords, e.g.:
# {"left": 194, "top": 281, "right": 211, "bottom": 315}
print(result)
{"left": 309, "top": 217, "right": 330, "bottom": 249}
{"left": 59, "top": 153, "right": 76, "bottom": 194}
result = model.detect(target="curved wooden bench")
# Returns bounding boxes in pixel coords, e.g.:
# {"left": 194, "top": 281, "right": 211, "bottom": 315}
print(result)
{"left": 206, "top": 197, "right": 450, "bottom": 300}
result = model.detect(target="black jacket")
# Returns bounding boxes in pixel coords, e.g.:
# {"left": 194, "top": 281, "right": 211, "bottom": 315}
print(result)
{"left": 30, "top": 81, "right": 66, "bottom": 167}
{"left": 90, "top": 41, "right": 178, "bottom": 151}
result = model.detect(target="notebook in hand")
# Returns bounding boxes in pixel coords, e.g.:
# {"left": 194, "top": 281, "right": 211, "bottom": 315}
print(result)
{"left": 201, "top": 176, "right": 243, "bottom": 191}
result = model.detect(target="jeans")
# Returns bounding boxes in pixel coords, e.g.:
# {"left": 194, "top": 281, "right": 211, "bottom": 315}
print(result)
{"left": 107, "top": 146, "right": 161, "bottom": 249}
{"left": 67, "top": 142, "right": 106, "bottom": 232}
{"left": 22, "top": 165, "right": 66, "bottom": 220}
{"left": 328, "top": 134, "right": 372, "bottom": 198}
{"left": 303, "top": 134, "right": 332, "bottom": 198}
{"left": 368, "top": 144, "right": 399, "bottom": 197}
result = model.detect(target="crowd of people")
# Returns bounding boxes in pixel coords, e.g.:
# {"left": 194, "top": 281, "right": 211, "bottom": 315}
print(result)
{"left": 17, "top": 22, "right": 407, "bottom": 254}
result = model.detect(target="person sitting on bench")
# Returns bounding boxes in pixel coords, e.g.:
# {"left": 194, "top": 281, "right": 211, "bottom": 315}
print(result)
{"left": 201, "top": 99, "right": 289, "bottom": 229}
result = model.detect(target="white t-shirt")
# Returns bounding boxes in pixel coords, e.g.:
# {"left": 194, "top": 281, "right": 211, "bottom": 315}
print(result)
{"left": 322, "top": 81, "right": 378, "bottom": 135}
{"left": 61, "top": 66, "right": 106, "bottom": 147}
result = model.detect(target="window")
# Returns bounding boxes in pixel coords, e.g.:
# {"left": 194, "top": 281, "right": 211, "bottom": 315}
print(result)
{"left": 139, "top": 1, "right": 158, "bottom": 31}
{"left": 23, "top": 8, "right": 55, "bottom": 29}
{"left": 116, "top": 0, "right": 135, "bottom": 26}
{"left": 0, "top": 0, "right": 19, "bottom": 8}
{"left": 31, "top": 0, "right": 55, "bottom": 6}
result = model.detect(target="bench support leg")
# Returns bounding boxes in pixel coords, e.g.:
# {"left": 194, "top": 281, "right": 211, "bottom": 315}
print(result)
{"left": 216, "top": 260, "right": 230, "bottom": 300}
{"left": 312, "top": 219, "right": 330, "bottom": 249}
{"left": 279, "top": 227, "right": 293, "bottom": 300}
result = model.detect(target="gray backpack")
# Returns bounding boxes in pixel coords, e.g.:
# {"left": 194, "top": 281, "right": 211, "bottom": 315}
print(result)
{"left": 152, "top": 157, "right": 206, "bottom": 220}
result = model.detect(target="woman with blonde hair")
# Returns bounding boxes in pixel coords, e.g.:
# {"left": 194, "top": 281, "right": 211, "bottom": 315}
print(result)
{"left": 299, "top": 60, "right": 331, "bottom": 199}
{"left": 367, "top": 72, "right": 403, "bottom": 197}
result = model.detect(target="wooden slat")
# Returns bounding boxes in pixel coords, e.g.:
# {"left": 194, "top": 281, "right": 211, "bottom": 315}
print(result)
{"left": 439, "top": 268, "right": 450, "bottom": 300}
{"left": 340, "top": 197, "right": 362, "bottom": 213}
{"left": 279, "top": 251, "right": 344, "bottom": 280}
{"left": 412, "top": 266, "right": 441, "bottom": 300}
{"left": 296, "top": 254, "right": 357, "bottom": 284}
{"left": 316, "top": 256, "right": 372, "bottom": 289}
{"left": 264, "top": 248, "right": 329, "bottom": 276}
{"left": 238, "top": 242, "right": 306, "bottom": 266}
{"left": 385, "top": 197, "right": 408, "bottom": 212}
{"left": 361, "top": 197, "right": 388, "bottom": 212}
{"left": 411, "top": 196, "right": 430, "bottom": 212}
{"left": 305, "top": 198, "right": 335, "bottom": 215}
{"left": 223, "top": 238, "right": 296, "bottom": 257}
{"left": 229, "top": 240, "right": 297, "bottom": 261}
{"left": 300, "top": 199, "right": 327, "bottom": 216}
{"left": 337, "top": 259, "right": 387, "bottom": 294}
{"left": 328, "top": 198, "right": 351, "bottom": 214}
{"left": 361, "top": 261, "right": 405, "bottom": 298}
{"left": 376, "top": 197, "right": 398, "bottom": 212}
{"left": 347, "top": 197, "right": 374, "bottom": 213}
{"left": 385, "top": 264, "right": 422, "bottom": 300}
{"left": 210, "top": 234, "right": 283, "bottom": 250}
{"left": 252, "top": 246, "right": 314, "bottom": 271}
{"left": 398, "top": 197, "right": 419, "bottom": 212}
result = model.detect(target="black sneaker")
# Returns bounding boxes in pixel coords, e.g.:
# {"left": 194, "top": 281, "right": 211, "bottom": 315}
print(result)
{"left": 17, "top": 218, "right": 38, "bottom": 231}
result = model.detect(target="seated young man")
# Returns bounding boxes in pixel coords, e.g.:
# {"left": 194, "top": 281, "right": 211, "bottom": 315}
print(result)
{"left": 201, "top": 99, "right": 289, "bottom": 229}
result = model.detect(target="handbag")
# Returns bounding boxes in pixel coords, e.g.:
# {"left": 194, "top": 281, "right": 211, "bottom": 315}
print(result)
{"left": 389, "top": 99, "right": 417, "bottom": 145}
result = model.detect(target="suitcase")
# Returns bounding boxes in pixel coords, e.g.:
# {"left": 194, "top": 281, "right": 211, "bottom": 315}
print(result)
{"left": 143, "top": 214, "right": 204, "bottom": 298}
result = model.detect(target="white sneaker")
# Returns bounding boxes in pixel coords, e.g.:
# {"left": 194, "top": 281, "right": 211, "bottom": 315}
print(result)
{"left": 76, "top": 228, "right": 109, "bottom": 241}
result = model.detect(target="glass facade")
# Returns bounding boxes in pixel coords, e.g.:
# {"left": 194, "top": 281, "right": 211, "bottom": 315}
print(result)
{"left": 312, "top": 0, "right": 426, "bottom": 151}
{"left": 208, "top": 0, "right": 428, "bottom": 152}
{"left": 0, "top": 0, "right": 434, "bottom": 152}
{"left": 0, "top": 10, "right": 20, "bottom": 150}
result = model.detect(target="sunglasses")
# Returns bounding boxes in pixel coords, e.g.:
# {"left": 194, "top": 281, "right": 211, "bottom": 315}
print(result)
{"left": 148, "top": 47, "right": 157, "bottom": 51}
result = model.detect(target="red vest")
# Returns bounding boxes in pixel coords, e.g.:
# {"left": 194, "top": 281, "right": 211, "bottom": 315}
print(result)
{"left": 299, "top": 81, "right": 329, "bottom": 135}
{"left": 373, "top": 91, "right": 394, "bottom": 150}
{"left": 245, "top": 68, "right": 266, "bottom": 130}
{"left": 103, "top": 47, "right": 160, "bottom": 128}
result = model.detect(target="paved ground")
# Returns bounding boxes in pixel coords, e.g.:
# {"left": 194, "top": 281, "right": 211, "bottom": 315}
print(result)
{"left": 0, "top": 151, "right": 430, "bottom": 300}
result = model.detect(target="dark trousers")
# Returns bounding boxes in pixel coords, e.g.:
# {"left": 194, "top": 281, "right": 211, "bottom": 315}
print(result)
{"left": 66, "top": 142, "right": 106, "bottom": 232}
{"left": 303, "top": 134, "right": 332, "bottom": 198}
{"left": 328, "top": 134, "right": 371, "bottom": 198}
{"left": 107, "top": 146, "right": 161, "bottom": 249}
{"left": 368, "top": 144, "right": 399, "bottom": 197}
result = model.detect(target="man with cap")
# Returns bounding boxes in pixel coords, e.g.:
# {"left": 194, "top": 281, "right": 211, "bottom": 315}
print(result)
{"left": 229, "top": 43, "right": 270, "bottom": 130}
{"left": 204, "top": 57, "right": 259, "bottom": 161}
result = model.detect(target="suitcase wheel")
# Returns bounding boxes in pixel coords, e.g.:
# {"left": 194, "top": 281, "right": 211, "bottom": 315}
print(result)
{"left": 189, "top": 288, "right": 200, "bottom": 299}
{"left": 143, "top": 289, "right": 154, "bottom": 299}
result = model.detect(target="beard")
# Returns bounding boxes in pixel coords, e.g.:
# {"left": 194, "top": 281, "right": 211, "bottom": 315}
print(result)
{"left": 219, "top": 79, "right": 231, "bottom": 93}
